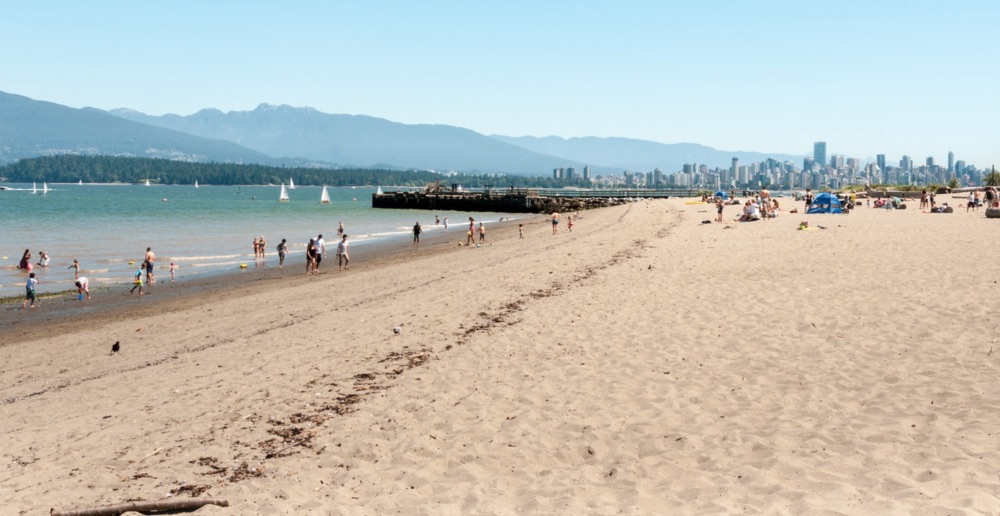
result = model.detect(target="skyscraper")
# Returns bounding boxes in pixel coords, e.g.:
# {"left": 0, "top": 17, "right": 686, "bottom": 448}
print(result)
{"left": 731, "top": 157, "right": 739, "bottom": 180}
{"left": 814, "top": 142, "right": 827, "bottom": 170}
{"left": 876, "top": 154, "right": 886, "bottom": 172}
{"left": 948, "top": 151, "right": 954, "bottom": 173}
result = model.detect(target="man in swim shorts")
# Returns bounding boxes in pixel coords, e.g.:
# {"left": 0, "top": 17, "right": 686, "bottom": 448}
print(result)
{"left": 75, "top": 277, "right": 91, "bottom": 300}
{"left": 144, "top": 247, "right": 156, "bottom": 284}
{"left": 551, "top": 212, "right": 560, "bottom": 234}
{"left": 337, "top": 234, "right": 349, "bottom": 270}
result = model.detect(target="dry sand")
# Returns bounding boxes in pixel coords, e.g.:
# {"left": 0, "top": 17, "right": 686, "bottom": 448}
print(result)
{"left": 2, "top": 197, "right": 999, "bottom": 515}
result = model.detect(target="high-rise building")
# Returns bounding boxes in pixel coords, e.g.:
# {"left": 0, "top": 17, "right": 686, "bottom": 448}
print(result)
{"left": 553, "top": 168, "right": 563, "bottom": 179}
{"left": 948, "top": 151, "right": 954, "bottom": 173}
{"left": 926, "top": 156, "right": 935, "bottom": 168}
{"left": 731, "top": 157, "right": 739, "bottom": 180}
{"left": 900, "top": 155, "right": 912, "bottom": 172}
{"left": 814, "top": 142, "right": 827, "bottom": 170}
{"left": 566, "top": 167, "right": 576, "bottom": 180}
{"left": 876, "top": 154, "right": 886, "bottom": 173}
{"left": 583, "top": 166, "right": 591, "bottom": 180}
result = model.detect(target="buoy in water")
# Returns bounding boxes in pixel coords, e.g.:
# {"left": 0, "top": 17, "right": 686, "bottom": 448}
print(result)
{"left": 240, "top": 263, "right": 248, "bottom": 268}
{"left": 162, "top": 198, "right": 167, "bottom": 202}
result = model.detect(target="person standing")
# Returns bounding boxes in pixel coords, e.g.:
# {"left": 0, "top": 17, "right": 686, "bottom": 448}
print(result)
{"left": 716, "top": 197, "right": 725, "bottom": 222}
{"left": 18, "top": 249, "right": 32, "bottom": 272}
{"left": 337, "top": 234, "right": 349, "bottom": 270}
{"left": 252, "top": 237, "right": 260, "bottom": 258}
{"left": 567, "top": 215, "right": 574, "bottom": 232}
{"left": 518, "top": 223, "right": 524, "bottom": 239}
{"left": 144, "top": 247, "right": 156, "bottom": 284}
{"left": 466, "top": 218, "right": 475, "bottom": 246}
{"left": 551, "top": 212, "right": 560, "bottom": 234}
{"left": 337, "top": 221, "right": 345, "bottom": 236}
{"left": 258, "top": 236, "right": 267, "bottom": 259}
{"left": 68, "top": 259, "right": 80, "bottom": 279}
{"left": 277, "top": 239, "right": 288, "bottom": 269}
{"left": 412, "top": 222, "right": 422, "bottom": 246}
{"left": 443, "top": 217, "right": 449, "bottom": 232}
{"left": 478, "top": 222, "right": 486, "bottom": 244}
{"left": 21, "top": 272, "right": 40, "bottom": 309}
{"left": 169, "top": 262, "right": 176, "bottom": 281}
{"left": 306, "top": 238, "right": 318, "bottom": 275}
{"left": 75, "top": 277, "right": 91, "bottom": 300}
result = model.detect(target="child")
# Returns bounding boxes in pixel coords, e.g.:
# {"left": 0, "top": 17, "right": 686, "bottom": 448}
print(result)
{"left": 337, "top": 234, "right": 349, "bottom": 270}
{"left": 169, "top": 262, "right": 176, "bottom": 281}
{"left": 276, "top": 239, "right": 287, "bottom": 269}
{"left": 518, "top": 223, "right": 524, "bottom": 239}
{"left": 21, "top": 272, "right": 39, "bottom": 309}
{"left": 567, "top": 215, "right": 574, "bottom": 232}
{"left": 68, "top": 259, "right": 80, "bottom": 279}
{"left": 478, "top": 222, "right": 486, "bottom": 244}
{"left": 130, "top": 263, "right": 145, "bottom": 295}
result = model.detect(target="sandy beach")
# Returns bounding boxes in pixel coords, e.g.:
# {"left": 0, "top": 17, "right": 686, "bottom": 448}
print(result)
{"left": 2, "top": 197, "right": 999, "bottom": 515}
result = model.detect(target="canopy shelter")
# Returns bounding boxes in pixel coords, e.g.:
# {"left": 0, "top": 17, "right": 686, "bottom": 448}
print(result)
{"left": 806, "top": 192, "right": 844, "bottom": 214}
{"left": 713, "top": 190, "right": 729, "bottom": 200}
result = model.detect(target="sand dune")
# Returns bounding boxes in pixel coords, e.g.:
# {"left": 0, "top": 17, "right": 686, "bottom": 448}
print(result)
{"left": 2, "top": 197, "right": 999, "bottom": 514}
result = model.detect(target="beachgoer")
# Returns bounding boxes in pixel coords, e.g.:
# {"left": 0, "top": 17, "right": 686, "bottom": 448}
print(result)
{"left": 435, "top": 215, "right": 440, "bottom": 225}
{"left": 803, "top": 189, "right": 813, "bottom": 209}
{"left": 315, "top": 234, "right": 326, "bottom": 270}
{"left": 258, "top": 236, "right": 267, "bottom": 259}
{"left": 75, "top": 276, "right": 91, "bottom": 300}
{"left": 130, "top": 263, "right": 144, "bottom": 295}
{"left": 169, "top": 262, "right": 176, "bottom": 281}
{"left": 551, "top": 212, "right": 560, "bottom": 234}
{"left": 277, "top": 239, "right": 287, "bottom": 269}
{"left": 466, "top": 218, "right": 475, "bottom": 246}
{"left": 478, "top": 222, "right": 486, "bottom": 243}
{"left": 37, "top": 251, "right": 49, "bottom": 267}
{"left": 443, "top": 217, "right": 449, "bottom": 231}
{"left": 68, "top": 259, "right": 80, "bottom": 279}
{"left": 967, "top": 192, "right": 976, "bottom": 212}
{"left": 337, "top": 234, "right": 349, "bottom": 270}
{"left": 144, "top": 247, "right": 156, "bottom": 284}
{"left": 18, "top": 249, "right": 32, "bottom": 271}
{"left": 306, "top": 239, "right": 318, "bottom": 274}
{"left": 253, "top": 237, "right": 260, "bottom": 258}
{"left": 518, "top": 223, "right": 524, "bottom": 239}
{"left": 337, "top": 221, "right": 345, "bottom": 236}
{"left": 716, "top": 198, "right": 724, "bottom": 222}
{"left": 567, "top": 215, "right": 574, "bottom": 232}
{"left": 21, "top": 272, "right": 39, "bottom": 308}
{"left": 413, "top": 222, "right": 422, "bottom": 246}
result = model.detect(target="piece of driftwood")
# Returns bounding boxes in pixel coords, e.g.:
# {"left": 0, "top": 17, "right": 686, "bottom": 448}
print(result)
{"left": 51, "top": 497, "right": 229, "bottom": 516}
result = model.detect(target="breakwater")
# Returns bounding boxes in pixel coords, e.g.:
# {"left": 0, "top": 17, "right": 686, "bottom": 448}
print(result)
{"left": 372, "top": 187, "right": 691, "bottom": 213}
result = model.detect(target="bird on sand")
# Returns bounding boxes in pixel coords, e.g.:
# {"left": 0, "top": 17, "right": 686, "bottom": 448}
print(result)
{"left": 393, "top": 325, "right": 403, "bottom": 335}
{"left": 111, "top": 341, "right": 120, "bottom": 354}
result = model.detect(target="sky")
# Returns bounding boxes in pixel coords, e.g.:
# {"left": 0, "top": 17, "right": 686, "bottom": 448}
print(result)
{"left": 3, "top": 1, "right": 1000, "bottom": 167}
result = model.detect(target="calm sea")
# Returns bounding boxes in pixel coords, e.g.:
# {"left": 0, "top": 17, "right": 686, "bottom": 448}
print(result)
{"left": 0, "top": 183, "right": 519, "bottom": 299}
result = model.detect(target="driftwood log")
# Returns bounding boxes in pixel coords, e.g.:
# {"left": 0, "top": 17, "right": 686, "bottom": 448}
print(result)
{"left": 51, "top": 497, "right": 229, "bottom": 516}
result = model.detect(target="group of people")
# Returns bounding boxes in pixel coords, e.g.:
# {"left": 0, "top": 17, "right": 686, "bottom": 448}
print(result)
{"left": 252, "top": 236, "right": 268, "bottom": 258}
{"left": 17, "top": 248, "right": 91, "bottom": 308}
{"left": 304, "top": 232, "right": 350, "bottom": 274}
{"left": 731, "top": 188, "right": 781, "bottom": 222}
{"left": 965, "top": 186, "right": 1000, "bottom": 211}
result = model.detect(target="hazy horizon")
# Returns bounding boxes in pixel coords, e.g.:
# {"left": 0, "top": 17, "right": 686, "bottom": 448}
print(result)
{"left": 3, "top": 1, "right": 998, "bottom": 166}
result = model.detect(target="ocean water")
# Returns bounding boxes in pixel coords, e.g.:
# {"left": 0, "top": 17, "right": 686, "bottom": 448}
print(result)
{"left": 0, "top": 183, "right": 519, "bottom": 299}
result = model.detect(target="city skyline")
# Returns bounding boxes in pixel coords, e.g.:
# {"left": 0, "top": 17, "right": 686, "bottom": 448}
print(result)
{"left": 3, "top": 2, "right": 999, "bottom": 166}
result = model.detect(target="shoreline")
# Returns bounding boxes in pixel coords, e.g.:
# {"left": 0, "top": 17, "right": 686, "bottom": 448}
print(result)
{"left": 0, "top": 214, "right": 540, "bottom": 347}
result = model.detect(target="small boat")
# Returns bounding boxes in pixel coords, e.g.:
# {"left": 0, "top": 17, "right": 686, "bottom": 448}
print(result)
{"left": 320, "top": 185, "right": 331, "bottom": 203}
{"left": 145, "top": 179, "right": 151, "bottom": 186}
{"left": 288, "top": 178, "right": 296, "bottom": 189}
{"left": 41, "top": 182, "right": 49, "bottom": 195}
{"left": 279, "top": 183, "right": 290, "bottom": 202}
{"left": 32, "top": 182, "right": 37, "bottom": 194}
{"left": 194, "top": 180, "right": 199, "bottom": 188}
{"left": 376, "top": 186, "right": 383, "bottom": 195}
{"left": 78, "top": 179, "right": 83, "bottom": 185}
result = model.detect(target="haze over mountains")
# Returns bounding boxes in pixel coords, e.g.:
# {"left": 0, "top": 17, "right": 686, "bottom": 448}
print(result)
{"left": 1, "top": 90, "right": 803, "bottom": 175}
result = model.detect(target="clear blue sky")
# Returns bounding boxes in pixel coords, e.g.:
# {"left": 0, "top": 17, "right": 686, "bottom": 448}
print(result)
{"left": 3, "top": 1, "right": 999, "bottom": 166}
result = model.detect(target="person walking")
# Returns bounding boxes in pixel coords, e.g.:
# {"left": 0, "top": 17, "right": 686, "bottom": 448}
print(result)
{"left": 144, "top": 247, "right": 156, "bottom": 284}
{"left": 337, "top": 234, "right": 349, "bottom": 270}
{"left": 130, "top": 263, "right": 145, "bottom": 295}
{"left": 315, "top": 234, "right": 326, "bottom": 271}
{"left": 478, "top": 222, "right": 486, "bottom": 244}
{"left": 551, "top": 212, "right": 560, "bottom": 234}
{"left": 21, "top": 272, "right": 40, "bottom": 309}
{"left": 412, "top": 222, "right": 422, "bottom": 246}
{"left": 277, "top": 238, "right": 288, "bottom": 269}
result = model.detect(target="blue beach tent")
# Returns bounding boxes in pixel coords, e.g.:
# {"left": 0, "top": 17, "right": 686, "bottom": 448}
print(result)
{"left": 713, "top": 190, "right": 729, "bottom": 200}
{"left": 806, "top": 192, "right": 844, "bottom": 214}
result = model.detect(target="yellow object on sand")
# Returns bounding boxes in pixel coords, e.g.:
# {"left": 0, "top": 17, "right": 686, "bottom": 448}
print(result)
{"left": 240, "top": 264, "right": 248, "bottom": 268}
{"left": 685, "top": 201, "right": 708, "bottom": 205}
{"left": 128, "top": 261, "right": 135, "bottom": 265}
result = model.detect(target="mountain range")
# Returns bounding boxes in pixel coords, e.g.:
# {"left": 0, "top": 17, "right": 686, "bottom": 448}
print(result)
{"left": 1, "top": 90, "right": 803, "bottom": 175}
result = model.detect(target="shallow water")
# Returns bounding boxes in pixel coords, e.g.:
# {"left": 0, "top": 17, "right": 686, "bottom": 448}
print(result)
{"left": 0, "top": 183, "right": 518, "bottom": 298}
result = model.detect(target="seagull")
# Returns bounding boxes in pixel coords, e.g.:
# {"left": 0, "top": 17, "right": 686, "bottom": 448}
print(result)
{"left": 393, "top": 325, "right": 402, "bottom": 335}
{"left": 111, "top": 341, "right": 120, "bottom": 354}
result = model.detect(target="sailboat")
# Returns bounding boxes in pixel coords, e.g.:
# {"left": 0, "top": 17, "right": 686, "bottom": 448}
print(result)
{"left": 279, "top": 183, "right": 290, "bottom": 202}
{"left": 320, "top": 185, "right": 331, "bottom": 203}
{"left": 78, "top": 179, "right": 83, "bottom": 185}
{"left": 376, "top": 186, "right": 383, "bottom": 195}
{"left": 194, "top": 180, "right": 199, "bottom": 188}
{"left": 32, "top": 182, "right": 37, "bottom": 194}
{"left": 288, "top": 178, "right": 296, "bottom": 189}
{"left": 145, "top": 179, "right": 151, "bottom": 186}
{"left": 41, "top": 182, "right": 49, "bottom": 195}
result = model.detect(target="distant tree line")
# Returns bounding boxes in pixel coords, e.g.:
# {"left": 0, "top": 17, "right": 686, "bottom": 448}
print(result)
{"left": 1, "top": 155, "right": 593, "bottom": 189}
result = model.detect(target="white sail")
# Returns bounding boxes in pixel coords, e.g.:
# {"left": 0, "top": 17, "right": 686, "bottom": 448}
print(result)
{"left": 376, "top": 186, "right": 383, "bottom": 195}
{"left": 145, "top": 179, "right": 151, "bottom": 186}
{"left": 279, "top": 183, "right": 290, "bottom": 201}
{"left": 288, "top": 178, "right": 296, "bottom": 189}
{"left": 42, "top": 182, "right": 49, "bottom": 194}
{"left": 320, "top": 185, "right": 331, "bottom": 203}
{"left": 78, "top": 179, "right": 83, "bottom": 185}
{"left": 194, "top": 180, "right": 199, "bottom": 188}
{"left": 32, "top": 182, "right": 37, "bottom": 194}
